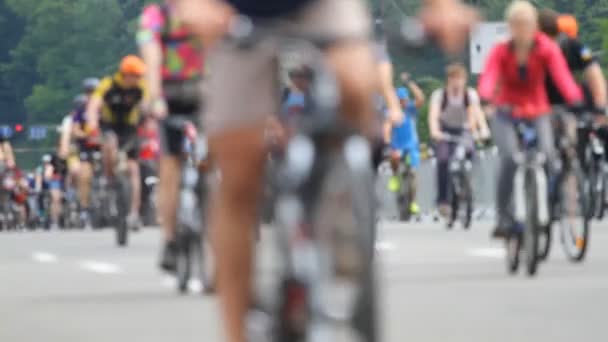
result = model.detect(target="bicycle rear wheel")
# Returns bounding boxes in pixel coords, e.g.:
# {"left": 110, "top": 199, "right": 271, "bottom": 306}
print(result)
{"left": 559, "top": 168, "right": 591, "bottom": 262}
{"left": 176, "top": 229, "right": 192, "bottom": 294}
{"left": 115, "top": 176, "right": 130, "bottom": 247}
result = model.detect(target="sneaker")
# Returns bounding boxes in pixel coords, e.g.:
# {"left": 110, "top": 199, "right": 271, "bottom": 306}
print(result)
{"left": 387, "top": 175, "right": 401, "bottom": 193}
{"left": 159, "top": 240, "right": 178, "bottom": 273}
{"left": 410, "top": 202, "right": 420, "bottom": 215}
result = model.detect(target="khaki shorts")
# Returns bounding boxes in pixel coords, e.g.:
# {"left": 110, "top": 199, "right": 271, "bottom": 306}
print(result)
{"left": 204, "top": 0, "right": 371, "bottom": 133}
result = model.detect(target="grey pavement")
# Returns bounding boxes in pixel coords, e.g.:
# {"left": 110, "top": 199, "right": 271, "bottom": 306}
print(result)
{"left": 1, "top": 221, "right": 608, "bottom": 342}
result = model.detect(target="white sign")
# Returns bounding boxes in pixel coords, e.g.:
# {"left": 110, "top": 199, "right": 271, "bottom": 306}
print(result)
{"left": 470, "top": 22, "right": 509, "bottom": 74}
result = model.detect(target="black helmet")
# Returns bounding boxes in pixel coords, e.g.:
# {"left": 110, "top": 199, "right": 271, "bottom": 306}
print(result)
{"left": 73, "top": 94, "right": 88, "bottom": 107}
{"left": 82, "top": 78, "right": 100, "bottom": 93}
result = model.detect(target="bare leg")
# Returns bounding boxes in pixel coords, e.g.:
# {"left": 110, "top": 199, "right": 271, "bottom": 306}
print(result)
{"left": 159, "top": 155, "right": 181, "bottom": 242}
{"left": 209, "top": 125, "right": 266, "bottom": 342}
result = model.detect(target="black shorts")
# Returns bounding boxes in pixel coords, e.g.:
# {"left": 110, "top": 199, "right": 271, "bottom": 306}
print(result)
{"left": 160, "top": 114, "right": 199, "bottom": 156}
{"left": 101, "top": 124, "right": 139, "bottom": 160}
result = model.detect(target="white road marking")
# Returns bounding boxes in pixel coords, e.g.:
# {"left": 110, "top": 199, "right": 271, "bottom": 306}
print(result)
{"left": 467, "top": 247, "right": 505, "bottom": 258}
{"left": 79, "top": 261, "right": 122, "bottom": 274}
{"left": 375, "top": 241, "right": 395, "bottom": 251}
{"left": 32, "top": 252, "right": 58, "bottom": 263}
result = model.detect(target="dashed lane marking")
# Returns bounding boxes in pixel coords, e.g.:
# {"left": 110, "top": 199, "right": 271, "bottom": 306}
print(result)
{"left": 79, "top": 260, "right": 122, "bottom": 274}
{"left": 32, "top": 252, "right": 58, "bottom": 263}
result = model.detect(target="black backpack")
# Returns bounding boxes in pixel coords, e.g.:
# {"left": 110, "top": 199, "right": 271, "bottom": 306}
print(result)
{"left": 440, "top": 88, "right": 470, "bottom": 111}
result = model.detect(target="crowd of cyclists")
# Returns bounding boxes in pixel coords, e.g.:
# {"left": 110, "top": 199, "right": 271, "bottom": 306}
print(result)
{"left": 1, "top": 0, "right": 608, "bottom": 341}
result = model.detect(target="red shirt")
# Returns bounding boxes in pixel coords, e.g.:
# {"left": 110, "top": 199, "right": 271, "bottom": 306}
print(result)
{"left": 478, "top": 32, "right": 582, "bottom": 119}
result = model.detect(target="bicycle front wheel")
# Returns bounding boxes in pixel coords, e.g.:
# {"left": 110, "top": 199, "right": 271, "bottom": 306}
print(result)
{"left": 559, "top": 168, "right": 590, "bottom": 262}
{"left": 524, "top": 171, "right": 540, "bottom": 277}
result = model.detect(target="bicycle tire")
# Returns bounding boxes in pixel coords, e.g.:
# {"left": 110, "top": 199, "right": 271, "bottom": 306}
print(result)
{"left": 199, "top": 226, "right": 216, "bottom": 295}
{"left": 505, "top": 234, "right": 521, "bottom": 275}
{"left": 115, "top": 176, "right": 130, "bottom": 247}
{"left": 176, "top": 230, "right": 192, "bottom": 294}
{"left": 462, "top": 173, "right": 473, "bottom": 230}
{"left": 398, "top": 176, "right": 411, "bottom": 222}
{"left": 447, "top": 176, "right": 458, "bottom": 230}
{"left": 524, "top": 171, "right": 540, "bottom": 277}
{"left": 560, "top": 168, "right": 591, "bottom": 262}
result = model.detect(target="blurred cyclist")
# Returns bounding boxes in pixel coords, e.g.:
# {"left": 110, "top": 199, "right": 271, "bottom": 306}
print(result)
{"left": 478, "top": 0, "right": 583, "bottom": 238}
{"left": 429, "top": 63, "right": 485, "bottom": 217}
{"left": 538, "top": 10, "right": 607, "bottom": 163}
{"left": 137, "top": 0, "right": 204, "bottom": 272}
{"left": 71, "top": 78, "right": 101, "bottom": 227}
{"left": 41, "top": 152, "right": 66, "bottom": 229}
{"left": 176, "top": 0, "right": 477, "bottom": 341}
{"left": 86, "top": 56, "right": 147, "bottom": 230}
{"left": 384, "top": 72, "right": 425, "bottom": 215}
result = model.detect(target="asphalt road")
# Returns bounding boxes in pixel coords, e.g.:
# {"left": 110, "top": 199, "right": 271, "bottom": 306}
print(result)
{"left": 2, "top": 221, "right": 608, "bottom": 342}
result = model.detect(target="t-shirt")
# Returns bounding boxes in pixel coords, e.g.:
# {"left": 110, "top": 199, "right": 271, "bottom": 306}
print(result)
{"left": 137, "top": 4, "right": 203, "bottom": 81}
{"left": 546, "top": 34, "right": 596, "bottom": 105}
{"left": 430, "top": 87, "right": 479, "bottom": 130}
{"left": 226, "top": 0, "right": 314, "bottom": 17}
{"left": 282, "top": 90, "right": 307, "bottom": 120}
{"left": 390, "top": 87, "right": 418, "bottom": 151}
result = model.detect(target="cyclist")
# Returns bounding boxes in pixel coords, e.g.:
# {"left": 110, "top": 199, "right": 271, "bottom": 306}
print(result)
{"left": 539, "top": 10, "right": 607, "bottom": 154}
{"left": 384, "top": 72, "right": 425, "bottom": 216}
{"left": 137, "top": 0, "right": 204, "bottom": 272}
{"left": 429, "top": 63, "right": 485, "bottom": 218}
{"left": 85, "top": 55, "right": 147, "bottom": 231}
{"left": 478, "top": 0, "right": 583, "bottom": 238}
{"left": 41, "top": 153, "right": 66, "bottom": 229}
{"left": 175, "top": 0, "right": 477, "bottom": 341}
{"left": 71, "top": 79, "right": 101, "bottom": 227}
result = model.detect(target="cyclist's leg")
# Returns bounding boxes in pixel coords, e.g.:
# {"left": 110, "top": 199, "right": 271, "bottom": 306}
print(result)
{"left": 101, "top": 128, "right": 119, "bottom": 180}
{"left": 49, "top": 180, "right": 63, "bottom": 226}
{"left": 205, "top": 34, "right": 274, "bottom": 342}
{"left": 77, "top": 151, "right": 93, "bottom": 211}
{"left": 158, "top": 119, "right": 184, "bottom": 270}
{"left": 490, "top": 115, "right": 519, "bottom": 235}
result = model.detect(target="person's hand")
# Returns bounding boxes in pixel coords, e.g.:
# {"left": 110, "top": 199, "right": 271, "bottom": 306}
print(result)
{"left": 388, "top": 108, "right": 405, "bottom": 125}
{"left": 175, "top": 0, "right": 235, "bottom": 47}
{"left": 148, "top": 97, "right": 168, "bottom": 120}
{"left": 419, "top": 0, "right": 479, "bottom": 54}
{"left": 431, "top": 129, "right": 445, "bottom": 141}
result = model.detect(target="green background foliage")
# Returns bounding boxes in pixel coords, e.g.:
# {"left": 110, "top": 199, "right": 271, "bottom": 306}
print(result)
{"left": 0, "top": 0, "right": 607, "bottom": 143}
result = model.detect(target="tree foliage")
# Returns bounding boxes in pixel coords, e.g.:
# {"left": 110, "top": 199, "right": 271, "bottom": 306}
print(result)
{"left": 0, "top": 0, "right": 606, "bottom": 127}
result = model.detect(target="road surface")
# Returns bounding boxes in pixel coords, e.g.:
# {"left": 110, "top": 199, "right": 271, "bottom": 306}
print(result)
{"left": 1, "top": 221, "right": 607, "bottom": 342}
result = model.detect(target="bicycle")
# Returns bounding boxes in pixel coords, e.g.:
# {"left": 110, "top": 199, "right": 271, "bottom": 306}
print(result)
{"left": 539, "top": 114, "right": 594, "bottom": 262}
{"left": 505, "top": 119, "right": 551, "bottom": 277}
{"left": 443, "top": 134, "right": 474, "bottom": 230}
{"left": 106, "top": 137, "right": 137, "bottom": 246}
{"left": 387, "top": 150, "right": 416, "bottom": 222}
{"left": 165, "top": 116, "right": 215, "bottom": 295}
{"left": 228, "top": 17, "right": 378, "bottom": 342}
{"left": 86, "top": 150, "right": 110, "bottom": 229}
{"left": 581, "top": 119, "right": 607, "bottom": 220}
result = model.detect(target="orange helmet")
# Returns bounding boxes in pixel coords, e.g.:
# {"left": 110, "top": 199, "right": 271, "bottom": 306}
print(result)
{"left": 119, "top": 55, "right": 146, "bottom": 76}
{"left": 557, "top": 14, "right": 578, "bottom": 39}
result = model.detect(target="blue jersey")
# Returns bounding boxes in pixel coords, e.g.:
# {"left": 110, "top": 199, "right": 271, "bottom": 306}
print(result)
{"left": 390, "top": 87, "right": 418, "bottom": 151}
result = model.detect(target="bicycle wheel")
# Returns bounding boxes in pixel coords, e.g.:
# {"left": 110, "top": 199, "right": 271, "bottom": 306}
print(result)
{"left": 523, "top": 171, "right": 540, "bottom": 277}
{"left": 447, "top": 176, "right": 459, "bottom": 230}
{"left": 176, "top": 229, "right": 192, "bottom": 294}
{"left": 461, "top": 173, "right": 473, "bottom": 230}
{"left": 505, "top": 233, "right": 521, "bottom": 275}
{"left": 115, "top": 176, "right": 130, "bottom": 247}
{"left": 559, "top": 168, "right": 590, "bottom": 262}
{"left": 199, "top": 225, "right": 216, "bottom": 295}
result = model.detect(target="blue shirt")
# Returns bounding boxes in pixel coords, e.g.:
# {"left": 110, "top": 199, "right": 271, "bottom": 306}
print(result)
{"left": 281, "top": 91, "right": 306, "bottom": 121}
{"left": 390, "top": 87, "right": 419, "bottom": 151}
